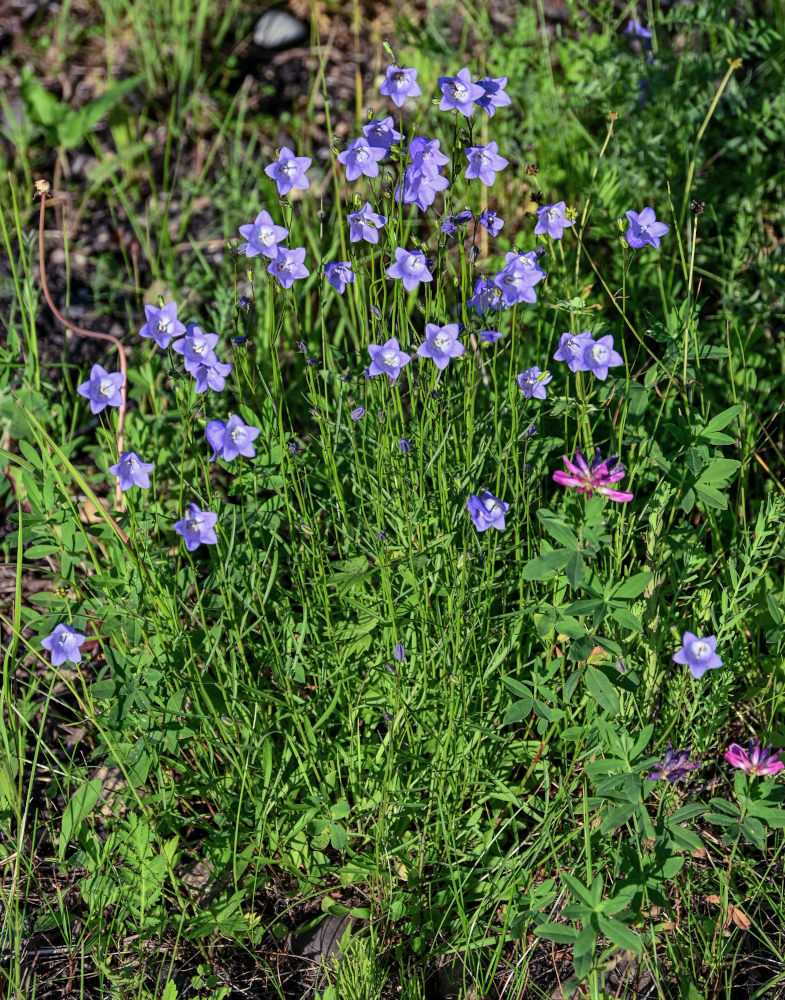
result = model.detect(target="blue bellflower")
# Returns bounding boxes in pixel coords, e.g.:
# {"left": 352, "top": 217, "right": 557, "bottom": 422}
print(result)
{"left": 416, "top": 323, "right": 465, "bottom": 370}
{"left": 475, "top": 76, "right": 511, "bottom": 117}
{"left": 324, "top": 261, "right": 356, "bottom": 294}
{"left": 109, "top": 451, "right": 154, "bottom": 490}
{"left": 367, "top": 337, "right": 411, "bottom": 384}
{"left": 534, "top": 202, "right": 574, "bottom": 239}
{"left": 174, "top": 502, "right": 219, "bottom": 551}
{"left": 267, "top": 247, "right": 310, "bottom": 289}
{"left": 348, "top": 202, "right": 387, "bottom": 244}
{"left": 172, "top": 324, "right": 219, "bottom": 375}
{"left": 338, "top": 137, "right": 386, "bottom": 181}
{"left": 673, "top": 632, "right": 722, "bottom": 679}
{"left": 437, "top": 67, "right": 484, "bottom": 115}
{"left": 41, "top": 623, "right": 87, "bottom": 666}
{"left": 517, "top": 366, "right": 552, "bottom": 399}
{"left": 379, "top": 66, "right": 422, "bottom": 107}
{"left": 139, "top": 301, "right": 185, "bottom": 349}
{"left": 464, "top": 141, "right": 508, "bottom": 186}
{"left": 467, "top": 491, "right": 509, "bottom": 531}
{"left": 205, "top": 414, "right": 261, "bottom": 461}
{"left": 238, "top": 209, "right": 289, "bottom": 258}
{"left": 362, "top": 116, "right": 402, "bottom": 150}
{"left": 264, "top": 147, "right": 311, "bottom": 196}
{"left": 387, "top": 248, "right": 432, "bottom": 291}
{"left": 625, "top": 207, "right": 669, "bottom": 249}
{"left": 77, "top": 364, "right": 125, "bottom": 414}
{"left": 478, "top": 210, "right": 504, "bottom": 236}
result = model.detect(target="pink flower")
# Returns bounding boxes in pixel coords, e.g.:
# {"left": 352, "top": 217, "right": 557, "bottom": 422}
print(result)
{"left": 725, "top": 740, "right": 784, "bottom": 777}
{"left": 552, "top": 448, "right": 633, "bottom": 502}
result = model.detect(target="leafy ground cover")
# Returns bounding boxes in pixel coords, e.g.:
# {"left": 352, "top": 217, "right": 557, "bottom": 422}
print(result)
{"left": 2, "top": 0, "right": 785, "bottom": 997}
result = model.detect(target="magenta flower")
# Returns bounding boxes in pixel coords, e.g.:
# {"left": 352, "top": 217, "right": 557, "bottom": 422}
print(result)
{"left": 379, "top": 66, "right": 422, "bottom": 107}
{"left": 237, "top": 209, "right": 288, "bottom": 259}
{"left": 625, "top": 207, "right": 669, "bottom": 249}
{"left": 534, "top": 202, "right": 574, "bottom": 240}
{"left": 647, "top": 743, "right": 701, "bottom": 783}
{"left": 76, "top": 364, "right": 125, "bottom": 414}
{"left": 386, "top": 248, "right": 432, "bottom": 291}
{"left": 553, "top": 448, "right": 634, "bottom": 502}
{"left": 725, "top": 740, "right": 784, "bottom": 777}
{"left": 464, "top": 141, "right": 508, "bottom": 186}
{"left": 673, "top": 632, "right": 722, "bottom": 679}
{"left": 174, "top": 502, "right": 218, "bottom": 551}
{"left": 338, "top": 137, "right": 386, "bottom": 181}
{"left": 367, "top": 337, "right": 411, "bottom": 384}
{"left": 264, "top": 147, "right": 311, "bottom": 196}
{"left": 139, "top": 301, "right": 185, "bottom": 349}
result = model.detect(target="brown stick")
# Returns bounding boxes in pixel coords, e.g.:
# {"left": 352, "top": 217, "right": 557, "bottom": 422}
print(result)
{"left": 37, "top": 182, "right": 128, "bottom": 506}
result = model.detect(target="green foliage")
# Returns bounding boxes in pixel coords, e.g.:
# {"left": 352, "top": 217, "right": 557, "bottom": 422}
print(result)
{"left": 2, "top": 1, "right": 785, "bottom": 998}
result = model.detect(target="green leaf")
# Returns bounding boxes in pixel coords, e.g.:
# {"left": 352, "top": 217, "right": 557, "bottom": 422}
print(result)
{"left": 502, "top": 676, "right": 533, "bottom": 700}
{"left": 610, "top": 607, "right": 643, "bottom": 632}
{"left": 534, "top": 921, "right": 579, "bottom": 943}
{"left": 521, "top": 548, "right": 572, "bottom": 580}
{"left": 536, "top": 509, "right": 578, "bottom": 548}
{"left": 612, "top": 572, "right": 652, "bottom": 600}
{"left": 597, "top": 915, "right": 641, "bottom": 953}
{"left": 746, "top": 803, "right": 785, "bottom": 828}
{"left": 20, "top": 67, "right": 71, "bottom": 130}
{"left": 566, "top": 550, "right": 585, "bottom": 589}
{"left": 700, "top": 405, "right": 741, "bottom": 437}
{"left": 693, "top": 482, "right": 728, "bottom": 510}
{"left": 60, "top": 778, "right": 103, "bottom": 860}
{"left": 600, "top": 802, "right": 637, "bottom": 833}
{"left": 562, "top": 873, "right": 595, "bottom": 908}
{"left": 502, "top": 697, "right": 533, "bottom": 726}
{"left": 699, "top": 458, "right": 741, "bottom": 484}
{"left": 330, "top": 823, "right": 348, "bottom": 851}
{"left": 585, "top": 666, "right": 620, "bottom": 714}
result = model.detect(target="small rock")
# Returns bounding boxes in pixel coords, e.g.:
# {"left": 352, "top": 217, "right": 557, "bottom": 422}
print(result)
{"left": 254, "top": 9, "right": 307, "bottom": 49}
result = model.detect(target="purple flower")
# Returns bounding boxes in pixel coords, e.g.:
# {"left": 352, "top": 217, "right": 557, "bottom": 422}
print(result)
{"left": 625, "top": 207, "right": 669, "bottom": 249}
{"left": 553, "top": 331, "right": 593, "bottom": 372}
{"left": 41, "top": 623, "right": 86, "bottom": 666}
{"left": 109, "top": 451, "right": 154, "bottom": 490}
{"left": 416, "top": 323, "right": 465, "bottom": 370}
{"left": 76, "top": 364, "right": 125, "bottom": 414}
{"left": 398, "top": 438, "right": 411, "bottom": 454}
{"left": 205, "top": 414, "right": 260, "bottom": 462}
{"left": 194, "top": 359, "right": 233, "bottom": 394}
{"left": 553, "top": 448, "right": 634, "bottom": 502}
{"left": 409, "top": 137, "right": 450, "bottom": 174}
{"left": 467, "top": 277, "right": 502, "bottom": 314}
{"left": 238, "top": 209, "right": 289, "bottom": 259}
{"left": 672, "top": 632, "right": 722, "bottom": 679}
{"left": 386, "top": 248, "right": 432, "bottom": 292}
{"left": 478, "top": 210, "right": 504, "bottom": 236}
{"left": 625, "top": 19, "right": 652, "bottom": 39}
{"left": 534, "top": 202, "right": 574, "bottom": 240}
{"left": 348, "top": 201, "right": 387, "bottom": 244}
{"left": 647, "top": 743, "right": 701, "bottom": 783}
{"left": 362, "top": 116, "right": 402, "bottom": 150}
{"left": 478, "top": 329, "right": 503, "bottom": 343}
{"left": 172, "top": 324, "right": 219, "bottom": 375}
{"left": 582, "top": 334, "right": 624, "bottom": 381}
{"left": 494, "top": 252, "right": 545, "bottom": 307}
{"left": 350, "top": 405, "right": 365, "bottom": 421}
{"left": 395, "top": 164, "right": 449, "bottom": 211}
{"left": 517, "top": 366, "right": 552, "bottom": 400}
{"left": 467, "top": 491, "right": 509, "bottom": 532}
{"left": 325, "top": 261, "right": 356, "bottom": 294}
{"left": 267, "top": 247, "right": 310, "bottom": 289}
{"left": 338, "top": 137, "right": 386, "bottom": 181}
{"left": 174, "top": 502, "right": 219, "bottom": 552}
{"left": 138, "top": 301, "right": 185, "bottom": 349}
{"left": 367, "top": 337, "right": 411, "bottom": 384}
{"left": 474, "top": 75, "right": 511, "bottom": 117}
{"left": 394, "top": 642, "right": 406, "bottom": 661}
{"left": 464, "top": 141, "right": 508, "bottom": 186}
{"left": 725, "top": 740, "right": 784, "bottom": 777}
{"left": 379, "top": 66, "right": 422, "bottom": 107}
{"left": 264, "top": 146, "right": 311, "bottom": 196}
{"left": 437, "top": 67, "right": 484, "bottom": 115}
